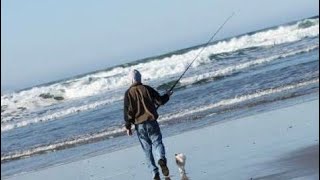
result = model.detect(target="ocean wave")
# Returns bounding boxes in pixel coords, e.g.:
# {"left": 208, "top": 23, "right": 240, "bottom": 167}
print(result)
{"left": 1, "top": 127, "right": 125, "bottom": 162}
{"left": 1, "top": 96, "right": 123, "bottom": 132}
{"left": 157, "top": 45, "right": 319, "bottom": 90}
{"left": 2, "top": 78, "right": 318, "bottom": 162}
{"left": 158, "top": 79, "right": 319, "bottom": 122}
{"left": 179, "top": 45, "right": 319, "bottom": 86}
{"left": 1, "top": 17, "right": 319, "bottom": 119}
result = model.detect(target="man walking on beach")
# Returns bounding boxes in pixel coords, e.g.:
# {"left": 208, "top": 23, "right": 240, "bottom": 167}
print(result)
{"left": 124, "top": 69, "right": 172, "bottom": 180}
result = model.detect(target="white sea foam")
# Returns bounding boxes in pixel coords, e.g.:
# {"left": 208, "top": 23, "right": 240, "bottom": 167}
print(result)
{"left": 1, "top": 127, "right": 124, "bottom": 162}
{"left": 1, "top": 18, "right": 318, "bottom": 120}
{"left": 1, "top": 96, "right": 123, "bottom": 132}
{"left": 180, "top": 45, "right": 319, "bottom": 85}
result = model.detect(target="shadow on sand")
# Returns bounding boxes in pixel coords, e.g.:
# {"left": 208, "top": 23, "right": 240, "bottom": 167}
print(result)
{"left": 252, "top": 144, "right": 319, "bottom": 180}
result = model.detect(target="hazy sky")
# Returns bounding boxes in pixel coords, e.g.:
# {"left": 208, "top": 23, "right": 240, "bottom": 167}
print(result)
{"left": 1, "top": 0, "right": 318, "bottom": 90}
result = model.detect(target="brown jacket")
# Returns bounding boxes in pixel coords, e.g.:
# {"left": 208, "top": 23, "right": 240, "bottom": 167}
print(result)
{"left": 124, "top": 82, "right": 169, "bottom": 129}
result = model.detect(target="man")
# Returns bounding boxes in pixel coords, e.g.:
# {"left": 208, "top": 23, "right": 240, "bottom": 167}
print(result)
{"left": 124, "top": 69, "right": 173, "bottom": 180}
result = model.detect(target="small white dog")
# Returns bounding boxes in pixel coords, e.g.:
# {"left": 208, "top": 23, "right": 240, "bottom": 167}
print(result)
{"left": 175, "top": 153, "right": 189, "bottom": 180}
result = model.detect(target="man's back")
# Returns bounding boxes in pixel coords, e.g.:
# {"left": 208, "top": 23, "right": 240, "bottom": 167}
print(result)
{"left": 124, "top": 82, "right": 169, "bottom": 128}
{"left": 126, "top": 83, "right": 159, "bottom": 124}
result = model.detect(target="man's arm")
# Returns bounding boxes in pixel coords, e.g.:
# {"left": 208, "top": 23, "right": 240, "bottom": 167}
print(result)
{"left": 145, "top": 86, "right": 171, "bottom": 106}
{"left": 123, "top": 90, "right": 133, "bottom": 130}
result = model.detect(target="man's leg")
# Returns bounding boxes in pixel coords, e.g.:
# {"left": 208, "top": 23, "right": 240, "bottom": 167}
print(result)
{"left": 135, "top": 123, "right": 159, "bottom": 177}
{"left": 148, "top": 121, "right": 169, "bottom": 177}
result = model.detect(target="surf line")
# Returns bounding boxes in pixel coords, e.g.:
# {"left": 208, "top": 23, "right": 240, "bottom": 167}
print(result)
{"left": 157, "top": 12, "right": 235, "bottom": 109}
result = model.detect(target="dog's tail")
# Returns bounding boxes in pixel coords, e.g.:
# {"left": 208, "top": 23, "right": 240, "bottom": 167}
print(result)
{"left": 179, "top": 168, "right": 189, "bottom": 180}
{"left": 179, "top": 167, "right": 185, "bottom": 173}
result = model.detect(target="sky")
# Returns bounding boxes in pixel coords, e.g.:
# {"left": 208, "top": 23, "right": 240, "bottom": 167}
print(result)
{"left": 1, "top": 0, "right": 318, "bottom": 91}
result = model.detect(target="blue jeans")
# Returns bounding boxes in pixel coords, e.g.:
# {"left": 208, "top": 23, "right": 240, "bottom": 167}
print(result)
{"left": 135, "top": 120, "right": 166, "bottom": 176}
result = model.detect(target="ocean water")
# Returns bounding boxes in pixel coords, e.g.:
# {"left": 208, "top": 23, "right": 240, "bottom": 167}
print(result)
{"left": 1, "top": 16, "right": 319, "bottom": 178}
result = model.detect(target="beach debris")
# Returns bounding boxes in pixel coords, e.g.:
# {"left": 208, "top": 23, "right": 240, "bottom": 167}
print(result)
{"left": 17, "top": 107, "right": 27, "bottom": 111}
{"left": 39, "top": 93, "right": 64, "bottom": 101}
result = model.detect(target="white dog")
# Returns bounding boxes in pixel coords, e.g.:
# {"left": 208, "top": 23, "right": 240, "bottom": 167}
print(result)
{"left": 175, "top": 153, "right": 189, "bottom": 180}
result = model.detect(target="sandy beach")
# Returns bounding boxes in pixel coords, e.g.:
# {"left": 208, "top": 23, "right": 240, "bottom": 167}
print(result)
{"left": 2, "top": 1, "right": 319, "bottom": 180}
{"left": 4, "top": 99, "right": 319, "bottom": 180}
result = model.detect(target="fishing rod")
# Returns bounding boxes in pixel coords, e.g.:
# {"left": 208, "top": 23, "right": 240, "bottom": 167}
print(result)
{"left": 169, "top": 12, "right": 235, "bottom": 93}
{"left": 156, "top": 12, "right": 235, "bottom": 109}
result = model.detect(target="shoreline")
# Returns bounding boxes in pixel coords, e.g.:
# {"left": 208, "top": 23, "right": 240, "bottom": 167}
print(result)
{"left": 3, "top": 99, "right": 319, "bottom": 180}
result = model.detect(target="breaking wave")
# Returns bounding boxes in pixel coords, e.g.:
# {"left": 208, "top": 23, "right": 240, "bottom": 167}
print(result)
{"left": 160, "top": 45, "right": 319, "bottom": 89}
{"left": 1, "top": 96, "right": 123, "bottom": 132}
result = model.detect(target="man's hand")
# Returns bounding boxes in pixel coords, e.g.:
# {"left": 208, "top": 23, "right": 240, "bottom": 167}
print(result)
{"left": 166, "top": 90, "right": 173, "bottom": 96}
{"left": 126, "top": 128, "right": 133, "bottom": 136}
